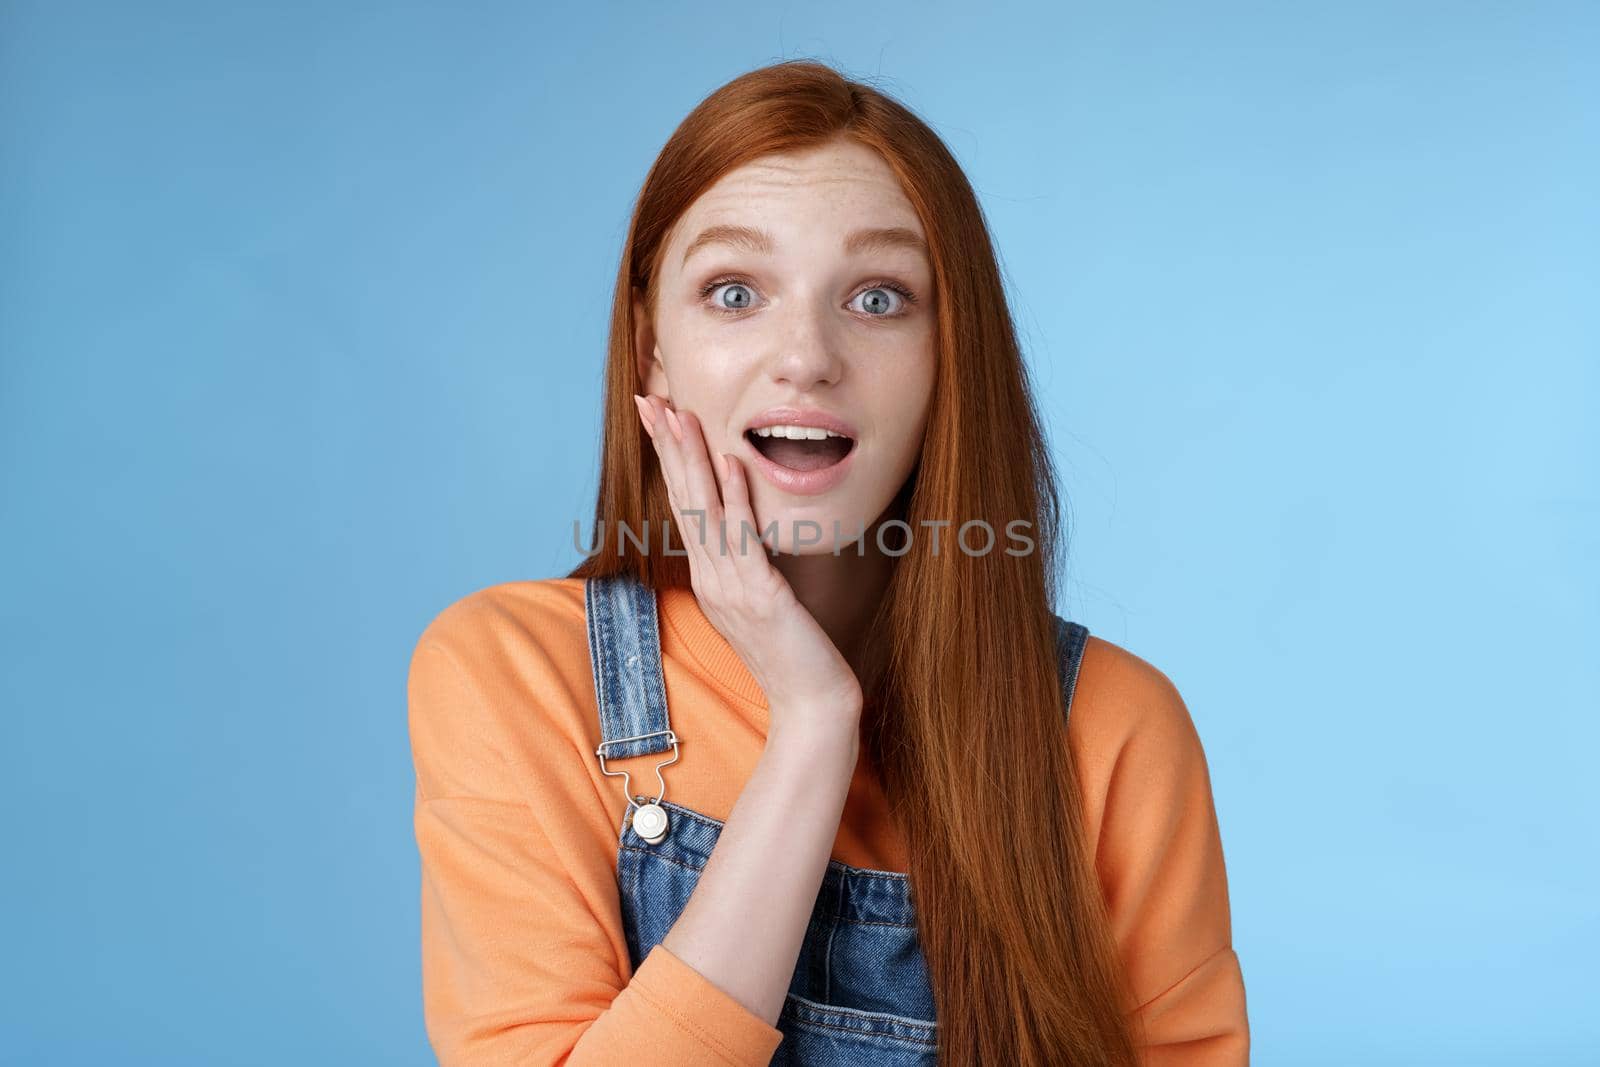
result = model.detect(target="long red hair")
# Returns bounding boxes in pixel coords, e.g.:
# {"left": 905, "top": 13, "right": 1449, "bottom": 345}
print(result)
{"left": 568, "top": 59, "right": 1142, "bottom": 1066}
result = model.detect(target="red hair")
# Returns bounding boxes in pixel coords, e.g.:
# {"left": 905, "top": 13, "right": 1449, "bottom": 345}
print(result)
{"left": 570, "top": 59, "right": 1142, "bottom": 1066}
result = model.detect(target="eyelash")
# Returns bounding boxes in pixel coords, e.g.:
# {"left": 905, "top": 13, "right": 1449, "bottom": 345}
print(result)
{"left": 696, "top": 275, "right": 920, "bottom": 318}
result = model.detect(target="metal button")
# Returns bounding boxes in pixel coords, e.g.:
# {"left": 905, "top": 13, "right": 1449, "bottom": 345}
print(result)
{"left": 632, "top": 801, "right": 669, "bottom": 843}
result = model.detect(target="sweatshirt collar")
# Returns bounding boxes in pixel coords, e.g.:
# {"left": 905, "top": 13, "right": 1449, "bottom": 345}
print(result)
{"left": 658, "top": 584, "right": 770, "bottom": 710}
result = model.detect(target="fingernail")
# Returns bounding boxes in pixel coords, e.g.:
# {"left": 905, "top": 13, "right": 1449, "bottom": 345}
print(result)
{"left": 715, "top": 451, "right": 728, "bottom": 480}
{"left": 663, "top": 405, "right": 683, "bottom": 442}
{"left": 632, "top": 393, "right": 655, "bottom": 436}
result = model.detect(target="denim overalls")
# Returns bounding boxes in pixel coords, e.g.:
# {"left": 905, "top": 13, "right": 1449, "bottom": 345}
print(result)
{"left": 584, "top": 572, "right": 1091, "bottom": 1065}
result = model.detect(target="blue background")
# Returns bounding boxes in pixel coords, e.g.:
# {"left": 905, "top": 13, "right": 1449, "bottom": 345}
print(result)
{"left": 3, "top": 2, "right": 1595, "bottom": 1063}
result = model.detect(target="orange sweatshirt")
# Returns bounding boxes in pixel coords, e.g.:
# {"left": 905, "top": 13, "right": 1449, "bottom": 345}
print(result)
{"left": 407, "top": 578, "right": 1249, "bottom": 1065}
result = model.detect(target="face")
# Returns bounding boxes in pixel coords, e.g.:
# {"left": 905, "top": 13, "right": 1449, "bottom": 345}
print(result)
{"left": 634, "top": 137, "right": 937, "bottom": 555}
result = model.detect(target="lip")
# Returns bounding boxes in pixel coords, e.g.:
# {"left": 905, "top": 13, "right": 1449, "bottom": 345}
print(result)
{"left": 740, "top": 406, "right": 858, "bottom": 497}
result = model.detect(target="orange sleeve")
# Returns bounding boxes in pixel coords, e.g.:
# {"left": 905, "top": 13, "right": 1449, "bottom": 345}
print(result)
{"left": 1073, "top": 641, "right": 1251, "bottom": 1066}
{"left": 407, "top": 631, "right": 785, "bottom": 1067}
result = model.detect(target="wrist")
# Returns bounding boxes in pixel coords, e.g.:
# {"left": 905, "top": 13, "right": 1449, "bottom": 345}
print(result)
{"left": 764, "top": 706, "right": 861, "bottom": 764}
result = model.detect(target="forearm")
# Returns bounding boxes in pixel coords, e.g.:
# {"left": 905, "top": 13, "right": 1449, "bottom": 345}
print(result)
{"left": 660, "top": 709, "right": 860, "bottom": 1025}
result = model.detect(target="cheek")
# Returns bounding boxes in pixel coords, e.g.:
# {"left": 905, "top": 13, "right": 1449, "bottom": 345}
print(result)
{"left": 658, "top": 357, "right": 745, "bottom": 447}
{"left": 862, "top": 339, "right": 935, "bottom": 429}
{"left": 657, "top": 328, "right": 741, "bottom": 397}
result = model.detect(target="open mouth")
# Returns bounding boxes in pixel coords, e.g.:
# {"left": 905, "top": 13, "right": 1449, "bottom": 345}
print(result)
{"left": 743, "top": 425, "right": 856, "bottom": 472}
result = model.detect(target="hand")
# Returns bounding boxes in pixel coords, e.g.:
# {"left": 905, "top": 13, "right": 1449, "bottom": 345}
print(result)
{"left": 633, "top": 393, "right": 863, "bottom": 738}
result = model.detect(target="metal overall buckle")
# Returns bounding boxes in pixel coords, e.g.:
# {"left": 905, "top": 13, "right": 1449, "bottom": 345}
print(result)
{"left": 595, "top": 729, "right": 680, "bottom": 844}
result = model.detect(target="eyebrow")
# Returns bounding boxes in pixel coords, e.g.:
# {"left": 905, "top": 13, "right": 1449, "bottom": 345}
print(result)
{"left": 679, "top": 224, "right": 929, "bottom": 266}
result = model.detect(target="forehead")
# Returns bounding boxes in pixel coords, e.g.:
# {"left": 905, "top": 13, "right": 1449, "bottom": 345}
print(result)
{"left": 666, "top": 140, "right": 926, "bottom": 266}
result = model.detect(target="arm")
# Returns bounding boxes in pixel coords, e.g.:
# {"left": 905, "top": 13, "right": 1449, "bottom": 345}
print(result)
{"left": 1073, "top": 643, "right": 1251, "bottom": 1066}
{"left": 410, "top": 635, "right": 820, "bottom": 1067}
{"left": 660, "top": 713, "right": 860, "bottom": 1025}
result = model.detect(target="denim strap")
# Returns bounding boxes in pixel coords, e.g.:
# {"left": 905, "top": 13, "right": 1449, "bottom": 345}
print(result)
{"left": 1053, "top": 615, "right": 1091, "bottom": 724}
{"left": 585, "top": 572, "right": 676, "bottom": 760}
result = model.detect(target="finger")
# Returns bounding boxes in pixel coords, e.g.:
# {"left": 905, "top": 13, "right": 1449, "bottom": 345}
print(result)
{"left": 646, "top": 396, "right": 720, "bottom": 576}
{"left": 714, "top": 449, "right": 767, "bottom": 570}
{"left": 672, "top": 409, "right": 731, "bottom": 557}
{"left": 632, "top": 393, "right": 657, "bottom": 439}
{"left": 645, "top": 395, "right": 690, "bottom": 519}
{"left": 704, "top": 446, "right": 747, "bottom": 575}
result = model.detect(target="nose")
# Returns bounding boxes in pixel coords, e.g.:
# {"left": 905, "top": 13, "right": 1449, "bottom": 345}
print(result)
{"left": 765, "top": 301, "right": 845, "bottom": 389}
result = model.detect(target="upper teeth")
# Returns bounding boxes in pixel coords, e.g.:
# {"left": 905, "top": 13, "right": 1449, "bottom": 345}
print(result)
{"left": 751, "top": 424, "right": 847, "bottom": 440}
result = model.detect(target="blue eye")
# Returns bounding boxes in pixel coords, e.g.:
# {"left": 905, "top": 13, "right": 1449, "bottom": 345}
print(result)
{"left": 854, "top": 286, "right": 906, "bottom": 316}
{"left": 707, "top": 281, "right": 755, "bottom": 312}
{"left": 696, "top": 276, "right": 920, "bottom": 318}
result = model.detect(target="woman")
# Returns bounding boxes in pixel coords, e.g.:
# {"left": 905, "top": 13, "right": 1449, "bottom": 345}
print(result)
{"left": 409, "top": 60, "right": 1249, "bottom": 1066}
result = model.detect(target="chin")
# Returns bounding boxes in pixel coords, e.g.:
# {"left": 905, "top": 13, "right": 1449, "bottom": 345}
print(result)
{"left": 742, "top": 497, "right": 878, "bottom": 557}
